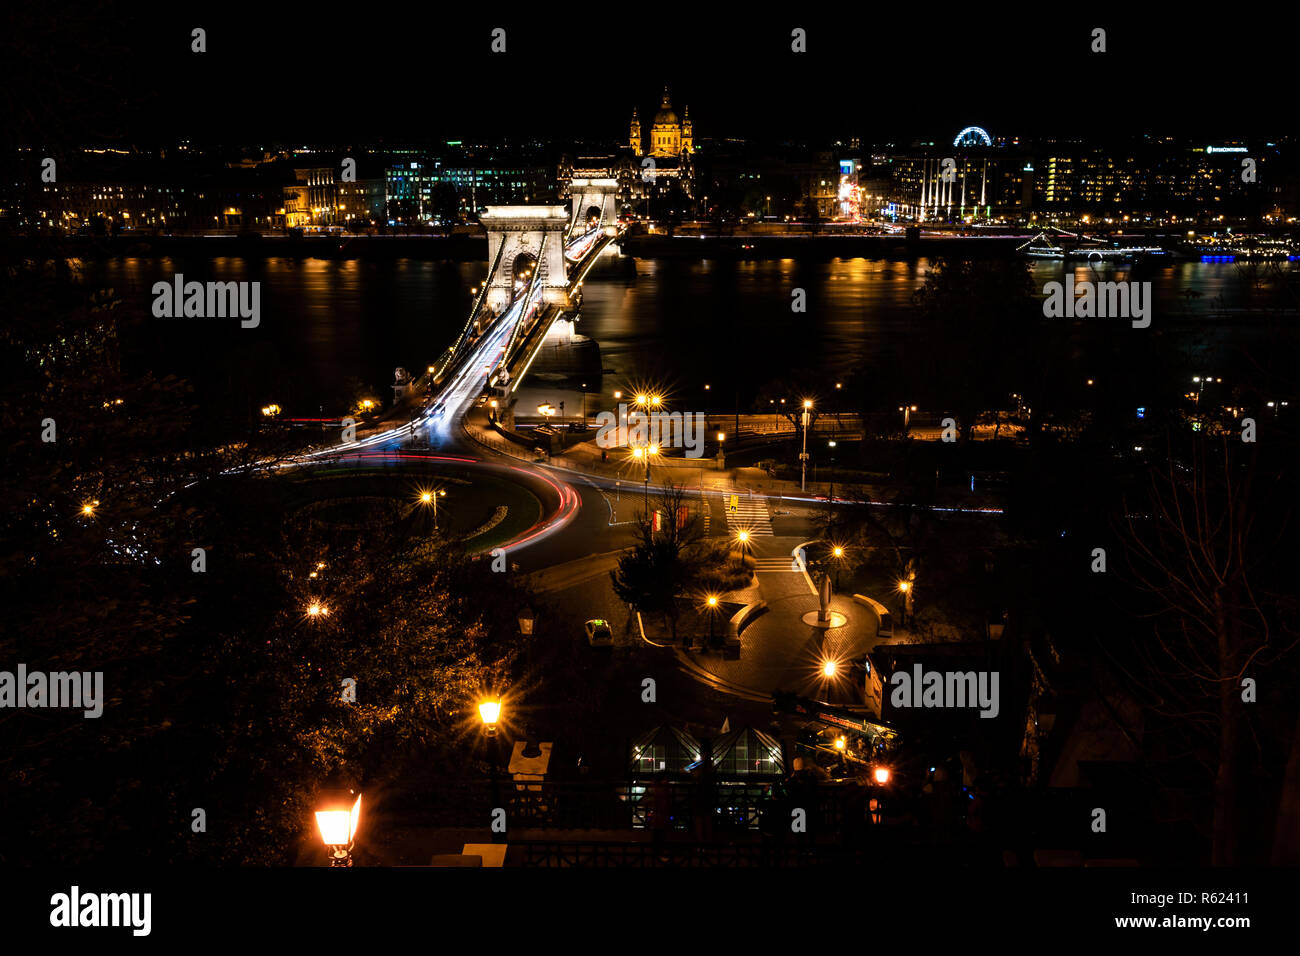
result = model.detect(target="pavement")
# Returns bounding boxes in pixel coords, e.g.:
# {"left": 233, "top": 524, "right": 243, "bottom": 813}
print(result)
{"left": 673, "top": 536, "right": 886, "bottom": 709}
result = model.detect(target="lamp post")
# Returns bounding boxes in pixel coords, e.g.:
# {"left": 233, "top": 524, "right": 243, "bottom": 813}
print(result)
{"left": 897, "top": 577, "right": 914, "bottom": 626}
{"left": 706, "top": 594, "right": 718, "bottom": 646}
{"left": 800, "top": 400, "right": 812, "bottom": 492}
{"left": 899, "top": 404, "right": 917, "bottom": 434}
{"left": 832, "top": 545, "right": 844, "bottom": 590}
{"left": 420, "top": 489, "right": 446, "bottom": 529}
{"left": 735, "top": 529, "right": 751, "bottom": 569}
{"left": 632, "top": 442, "right": 658, "bottom": 514}
{"left": 479, "top": 699, "right": 502, "bottom": 832}
{"left": 315, "top": 788, "right": 362, "bottom": 867}
{"left": 827, "top": 440, "right": 837, "bottom": 502}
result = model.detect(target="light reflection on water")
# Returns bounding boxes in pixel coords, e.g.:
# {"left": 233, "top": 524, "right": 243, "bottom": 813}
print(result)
{"left": 86, "top": 254, "right": 1282, "bottom": 416}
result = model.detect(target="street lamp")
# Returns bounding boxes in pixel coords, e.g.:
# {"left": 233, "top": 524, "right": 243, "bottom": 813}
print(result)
{"left": 479, "top": 699, "right": 501, "bottom": 736}
{"left": 631, "top": 441, "right": 658, "bottom": 512}
{"left": 898, "top": 404, "right": 917, "bottom": 432}
{"left": 479, "top": 698, "right": 503, "bottom": 831}
{"left": 735, "top": 529, "right": 751, "bottom": 568}
{"left": 315, "top": 788, "right": 362, "bottom": 867}
{"left": 706, "top": 594, "right": 719, "bottom": 645}
{"left": 832, "top": 544, "right": 845, "bottom": 590}
{"left": 419, "top": 488, "right": 447, "bottom": 528}
{"left": 800, "top": 399, "right": 812, "bottom": 492}
{"left": 827, "top": 440, "right": 837, "bottom": 501}
{"left": 897, "top": 577, "right": 914, "bottom": 625}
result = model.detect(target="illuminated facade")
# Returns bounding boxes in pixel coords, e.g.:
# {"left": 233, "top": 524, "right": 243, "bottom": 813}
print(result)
{"left": 621, "top": 87, "right": 696, "bottom": 203}
{"left": 635, "top": 88, "right": 693, "bottom": 159}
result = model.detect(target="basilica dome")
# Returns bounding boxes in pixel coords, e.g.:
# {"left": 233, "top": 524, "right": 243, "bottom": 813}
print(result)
{"left": 652, "top": 88, "right": 678, "bottom": 126}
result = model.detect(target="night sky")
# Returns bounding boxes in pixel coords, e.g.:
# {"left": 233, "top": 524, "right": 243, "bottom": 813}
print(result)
{"left": 3, "top": 4, "right": 1292, "bottom": 150}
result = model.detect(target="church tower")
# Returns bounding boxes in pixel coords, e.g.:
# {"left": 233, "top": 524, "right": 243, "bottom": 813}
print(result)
{"left": 681, "top": 105, "right": 693, "bottom": 155}
{"left": 629, "top": 108, "right": 642, "bottom": 156}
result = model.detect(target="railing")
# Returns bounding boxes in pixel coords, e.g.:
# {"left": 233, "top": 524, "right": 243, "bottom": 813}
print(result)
{"left": 447, "top": 234, "right": 508, "bottom": 373}
{"left": 513, "top": 840, "right": 874, "bottom": 867}
{"left": 388, "top": 778, "right": 885, "bottom": 836}
{"left": 501, "top": 231, "right": 548, "bottom": 367}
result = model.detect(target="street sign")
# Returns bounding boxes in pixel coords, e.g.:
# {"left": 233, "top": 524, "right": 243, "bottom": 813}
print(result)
{"left": 728, "top": 494, "right": 739, "bottom": 514}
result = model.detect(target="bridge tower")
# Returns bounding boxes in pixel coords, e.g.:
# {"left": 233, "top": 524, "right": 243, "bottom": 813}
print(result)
{"left": 478, "top": 206, "right": 573, "bottom": 314}
{"left": 567, "top": 178, "right": 620, "bottom": 233}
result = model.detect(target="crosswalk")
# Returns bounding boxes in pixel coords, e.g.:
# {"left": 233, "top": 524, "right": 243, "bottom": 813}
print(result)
{"left": 721, "top": 492, "right": 773, "bottom": 536}
{"left": 752, "top": 556, "right": 803, "bottom": 573}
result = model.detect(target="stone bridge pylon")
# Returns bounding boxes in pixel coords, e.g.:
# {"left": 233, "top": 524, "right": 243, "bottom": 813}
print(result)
{"left": 477, "top": 206, "right": 573, "bottom": 314}
{"left": 567, "top": 178, "right": 620, "bottom": 235}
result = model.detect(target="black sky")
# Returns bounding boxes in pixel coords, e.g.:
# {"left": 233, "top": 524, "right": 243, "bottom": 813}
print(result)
{"left": 4, "top": 3, "right": 1295, "bottom": 150}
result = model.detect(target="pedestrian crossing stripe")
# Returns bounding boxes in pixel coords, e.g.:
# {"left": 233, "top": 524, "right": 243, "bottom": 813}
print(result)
{"left": 753, "top": 558, "right": 801, "bottom": 571}
{"left": 722, "top": 491, "right": 774, "bottom": 536}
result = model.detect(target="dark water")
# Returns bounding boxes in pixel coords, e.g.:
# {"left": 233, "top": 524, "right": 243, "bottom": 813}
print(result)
{"left": 80, "top": 252, "right": 1290, "bottom": 421}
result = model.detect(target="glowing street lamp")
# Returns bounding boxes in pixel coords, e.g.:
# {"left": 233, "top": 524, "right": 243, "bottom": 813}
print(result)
{"left": 822, "top": 659, "right": 838, "bottom": 678}
{"left": 81, "top": 500, "right": 99, "bottom": 516}
{"left": 630, "top": 440, "right": 660, "bottom": 511}
{"left": 479, "top": 699, "right": 501, "bottom": 736}
{"left": 873, "top": 766, "right": 892, "bottom": 785}
{"left": 897, "top": 576, "right": 915, "bottom": 625}
{"left": 832, "top": 544, "right": 845, "bottom": 589}
{"left": 315, "top": 788, "right": 362, "bottom": 867}
{"left": 306, "top": 601, "right": 328, "bottom": 619}
{"left": 834, "top": 736, "right": 846, "bottom": 751}
{"left": 800, "top": 399, "right": 812, "bottom": 491}
{"left": 706, "top": 594, "right": 719, "bottom": 645}
{"left": 735, "top": 529, "right": 752, "bottom": 567}
{"left": 418, "top": 488, "right": 447, "bottom": 527}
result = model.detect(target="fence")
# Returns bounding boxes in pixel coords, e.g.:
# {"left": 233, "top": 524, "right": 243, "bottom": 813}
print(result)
{"left": 396, "top": 778, "right": 885, "bottom": 837}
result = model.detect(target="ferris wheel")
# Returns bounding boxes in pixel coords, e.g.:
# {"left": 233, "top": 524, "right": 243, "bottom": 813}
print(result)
{"left": 953, "top": 126, "right": 993, "bottom": 148}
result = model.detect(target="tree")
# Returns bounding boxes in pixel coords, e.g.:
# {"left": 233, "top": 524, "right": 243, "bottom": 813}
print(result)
{"left": 610, "top": 484, "right": 710, "bottom": 643}
{"left": 1116, "top": 434, "right": 1299, "bottom": 865}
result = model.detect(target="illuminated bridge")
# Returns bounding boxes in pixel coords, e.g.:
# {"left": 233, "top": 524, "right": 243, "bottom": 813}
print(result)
{"left": 299, "top": 199, "right": 622, "bottom": 458}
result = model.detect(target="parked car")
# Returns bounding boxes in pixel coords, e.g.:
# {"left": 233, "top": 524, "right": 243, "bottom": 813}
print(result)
{"left": 584, "top": 619, "right": 613, "bottom": 647}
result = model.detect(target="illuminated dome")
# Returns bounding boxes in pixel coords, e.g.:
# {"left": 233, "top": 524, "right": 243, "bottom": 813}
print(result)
{"left": 653, "top": 89, "right": 679, "bottom": 126}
